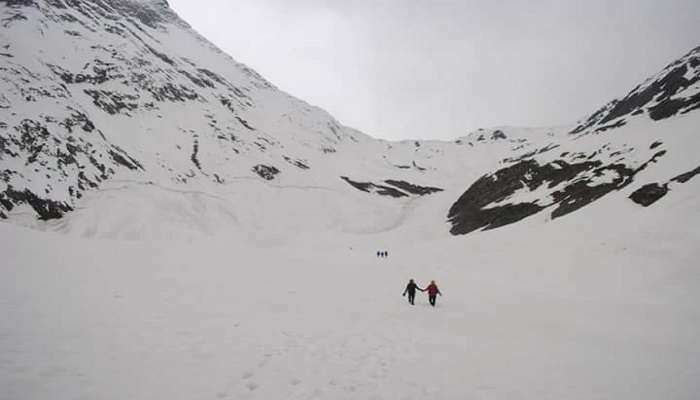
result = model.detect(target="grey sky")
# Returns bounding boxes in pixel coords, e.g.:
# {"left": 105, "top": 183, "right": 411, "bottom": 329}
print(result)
{"left": 168, "top": 0, "right": 700, "bottom": 140}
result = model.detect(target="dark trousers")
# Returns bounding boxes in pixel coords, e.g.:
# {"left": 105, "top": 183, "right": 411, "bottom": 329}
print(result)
{"left": 429, "top": 295, "right": 437, "bottom": 306}
{"left": 407, "top": 292, "right": 416, "bottom": 305}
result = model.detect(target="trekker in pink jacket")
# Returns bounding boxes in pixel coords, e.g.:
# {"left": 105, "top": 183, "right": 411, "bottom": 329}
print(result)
{"left": 425, "top": 280, "right": 442, "bottom": 307}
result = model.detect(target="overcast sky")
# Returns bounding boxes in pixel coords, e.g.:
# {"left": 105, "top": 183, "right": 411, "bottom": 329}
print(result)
{"left": 168, "top": 0, "right": 700, "bottom": 140}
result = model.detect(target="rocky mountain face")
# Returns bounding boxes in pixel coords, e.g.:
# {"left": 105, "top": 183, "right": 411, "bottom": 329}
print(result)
{"left": 447, "top": 47, "right": 700, "bottom": 235}
{"left": 0, "top": 0, "right": 367, "bottom": 220}
{"left": 0, "top": 0, "right": 698, "bottom": 239}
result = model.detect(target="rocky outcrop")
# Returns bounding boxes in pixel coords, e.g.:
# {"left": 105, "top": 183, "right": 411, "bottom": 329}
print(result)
{"left": 0, "top": 0, "right": 365, "bottom": 220}
{"left": 340, "top": 177, "right": 408, "bottom": 198}
{"left": 571, "top": 46, "right": 700, "bottom": 135}
{"left": 383, "top": 180, "right": 443, "bottom": 195}
{"left": 252, "top": 165, "right": 280, "bottom": 181}
{"left": 629, "top": 183, "right": 669, "bottom": 207}
{"left": 448, "top": 158, "right": 643, "bottom": 235}
{"left": 628, "top": 165, "right": 700, "bottom": 207}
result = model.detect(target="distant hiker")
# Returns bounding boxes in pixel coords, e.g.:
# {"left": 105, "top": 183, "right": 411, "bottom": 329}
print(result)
{"left": 402, "top": 279, "right": 423, "bottom": 305}
{"left": 425, "top": 280, "right": 442, "bottom": 307}
{"left": 377, "top": 251, "right": 381, "bottom": 258}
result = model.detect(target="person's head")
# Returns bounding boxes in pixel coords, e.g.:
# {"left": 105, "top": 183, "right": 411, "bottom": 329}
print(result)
{"left": 431, "top": 280, "right": 436, "bottom": 285}
{"left": 409, "top": 279, "right": 414, "bottom": 283}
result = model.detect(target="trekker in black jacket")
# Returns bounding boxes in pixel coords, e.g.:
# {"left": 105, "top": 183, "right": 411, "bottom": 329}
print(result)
{"left": 402, "top": 279, "right": 423, "bottom": 305}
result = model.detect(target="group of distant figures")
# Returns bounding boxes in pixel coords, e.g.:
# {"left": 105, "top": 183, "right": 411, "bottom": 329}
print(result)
{"left": 403, "top": 279, "right": 442, "bottom": 307}
{"left": 376, "top": 250, "right": 389, "bottom": 258}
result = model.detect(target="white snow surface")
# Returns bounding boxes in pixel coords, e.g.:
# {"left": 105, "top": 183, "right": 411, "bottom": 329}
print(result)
{"left": 2, "top": 178, "right": 700, "bottom": 399}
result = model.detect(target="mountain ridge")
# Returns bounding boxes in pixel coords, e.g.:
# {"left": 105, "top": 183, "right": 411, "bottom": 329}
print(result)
{"left": 0, "top": 0, "right": 698, "bottom": 240}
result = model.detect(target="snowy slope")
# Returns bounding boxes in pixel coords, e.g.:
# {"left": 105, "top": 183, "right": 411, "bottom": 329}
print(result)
{"left": 0, "top": 0, "right": 698, "bottom": 242}
{"left": 2, "top": 173, "right": 699, "bottom": 400}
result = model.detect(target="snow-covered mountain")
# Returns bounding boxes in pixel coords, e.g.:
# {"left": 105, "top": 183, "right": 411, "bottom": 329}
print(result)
{"left": 2, "top": 3, "right": 700, "bottom": 399}
{"left": 448, "top": 47, "right": 700, "bottom": 234}
{"left": 1, "top": 0, "right": 698, "bottom": 241}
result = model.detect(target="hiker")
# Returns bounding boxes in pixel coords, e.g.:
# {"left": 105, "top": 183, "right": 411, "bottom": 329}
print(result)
{"left": 402, "top": 279, "right": 423, "bottom": 305}
{"left": 425, "top": 280, "right": 442, "bottom": 307}
{"left": 377, "top": 250, "right": 381, "bottom": 258}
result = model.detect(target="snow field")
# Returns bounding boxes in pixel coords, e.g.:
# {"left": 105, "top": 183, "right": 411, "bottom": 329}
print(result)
{"left": 2, "top": 178, "right": 699, "bottom": 400}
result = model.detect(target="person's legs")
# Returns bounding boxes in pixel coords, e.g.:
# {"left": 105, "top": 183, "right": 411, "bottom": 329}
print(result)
{"left": 429, "top": 295, "right": 436, "bottom": 306}
{"left": 408, "top": 292, "right": 415, "bottom": 305}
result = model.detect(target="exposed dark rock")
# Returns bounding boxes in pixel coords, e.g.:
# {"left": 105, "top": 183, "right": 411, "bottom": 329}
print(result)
{"left": 448, "top": 159, "right": 637, "bottom": 235}
{"left": 571, "top": 47, "right": 700, "bottom": 134}
{"left": 448, "top": 160, "right": 552, "bottom": 234}
{"left": 570, "top": 103, "right": 613, "bottom": 134}
{"left": 537, "top": 143, "right": 560, "bottom": 154}
{"left": 148, "top": 83, "right": 198, "bottom": 102}
{"left": 549, "top": 163, "right": 635, "bottom": 218}
{"left": 491, "top": 130, "right": 507, "bottom": 140}
{"left": 600, "top": 63, "right": 697, "bottom": 124}
{"left": 634, "top": 150, "right": 667, "bottom": 174}
{"left": 649, "top": 92, "right": 700, "bottom": 120}
{"left": 60, "top": 111, "right": 95, "bottom": 133}
{"left": 629, "top": 183, "right": 669, "bottom": 206}
{"left": 235, "top": 116, "right": 255, "bottom": 130}
{"left": 84, "top": 89, "right": 138, "bottom": 114}
{"left": 384, "top": 180, "right": 443, "bottom": 195}
{"left": 650, "top": 141, "right": 663, "bottom": 149}
{"left": 144, "top": 43, "right": 175, "bottom": 65}
{"left": 283, "top": 156, "right": 309, "bottom": 170}
{"left": 0, "top": 186, "right": 72, "bottom": 220}
{"left": 502, "top": 148, "right": 538, "bottom": 163}
{"left": 198, "top": 68, "right": 227, "bottom": 85}
{"left": 594, "top": 119, "right": 626, "bottom": 133}
{"left": 671, "top": 165, "right": 700, "bottom": 183}
{"left": 412, "top": 161, "right": 427, "bottom": 171}
{"left": 107, "top": 148, "right": 142, "bottom": 171}
{"left": 190, "top": 138, "right": 202, "bottom": 171}
{"left": 252, "top": 164, "right": 280, "bottom": 181}
{"left": 50, "top": 61, "right": 123, "bottom": 85}
{"left": 341, "top": 176, "right": 371, "bottom": 192}
{"left": 179, "top": 70, "right": 214, "bottom": 88}
{"left": 340, "top": 176, "right": 408, "bottom": 198}
{"left": 15, "top": 119, "right": 50, "bottom": 148}
{"left": 0, "top": 0, "right": 36, "bottom": 7}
